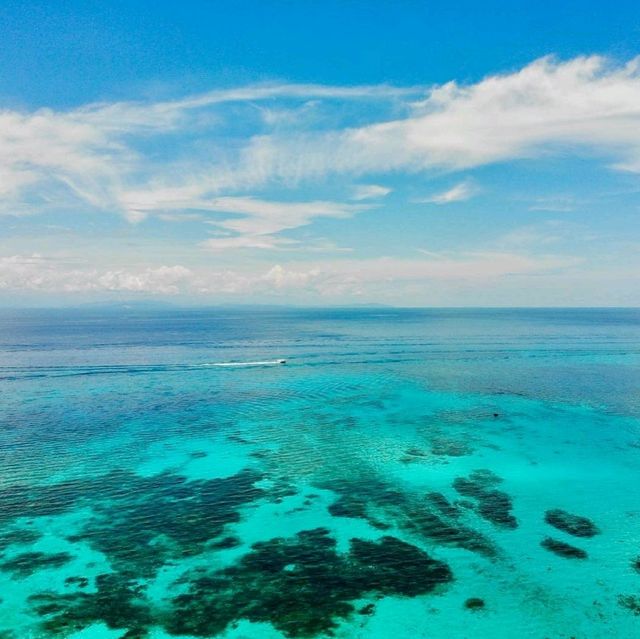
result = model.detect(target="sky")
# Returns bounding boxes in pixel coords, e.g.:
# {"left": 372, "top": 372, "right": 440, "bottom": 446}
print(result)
{"left": 1, "top": 0, "right": 640, "bottom": 307}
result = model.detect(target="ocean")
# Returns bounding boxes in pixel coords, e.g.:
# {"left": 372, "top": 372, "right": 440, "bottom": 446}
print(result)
{"left": 0, "top": 307, "right": 639, "bottom": 638}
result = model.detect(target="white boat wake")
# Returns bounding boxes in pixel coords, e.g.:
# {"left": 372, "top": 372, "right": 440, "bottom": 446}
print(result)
{"left": 203, "top": 359, "right": 287, "bottom": 367}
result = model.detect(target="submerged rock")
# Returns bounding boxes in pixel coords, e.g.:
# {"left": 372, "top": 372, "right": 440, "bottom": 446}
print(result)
{"left": 464, "top": 597, "right": 485, "bottom": 610}
{"left": 541, "top": 537, "right": 588, "bottom": 559}
{"left": 544, "top": 509, "right": 599, "bottom": 538}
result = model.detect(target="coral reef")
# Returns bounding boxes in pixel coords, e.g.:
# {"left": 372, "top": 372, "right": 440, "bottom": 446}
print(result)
{"left": 544, "top": 509, "right": 599, "bottom": 538}
{"left": 541, "top": 537, "right": 587, "bottom": 559}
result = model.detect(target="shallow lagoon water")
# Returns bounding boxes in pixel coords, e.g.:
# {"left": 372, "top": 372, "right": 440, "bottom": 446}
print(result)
{"left": 1, "top": 307, "right": 639, "bottom": 638}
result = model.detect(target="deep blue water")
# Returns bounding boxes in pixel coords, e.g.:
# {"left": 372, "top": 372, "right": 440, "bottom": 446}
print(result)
{"left": 1, "top": 307, "right": 639, "bottom": 638}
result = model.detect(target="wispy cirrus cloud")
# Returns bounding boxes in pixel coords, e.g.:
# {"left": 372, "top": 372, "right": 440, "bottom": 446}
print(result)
{"left": 119, "top": 194, "right": 372, "bottom": 250}
{"left": 0, "top": 81, "right": 419, "bottom": 218}
{"left": 415, "top": 180, "right": 478, "bottom": 204}
{"left": 528, "top": 195, "right": 577, "bottom": 212}
{"left": 350, "top": 184, "right": 392, "bottom": 201}
{"left": 3, "top": 54, "right": 640, "bottom": 265}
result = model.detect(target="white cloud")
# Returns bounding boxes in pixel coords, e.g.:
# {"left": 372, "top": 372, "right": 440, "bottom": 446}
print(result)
{"left": 0, "top": 249, "right": 579, "bottom": 298}
{"left": 200, "top": 235, "right": 296, "bottom": 251}
{"left": 417, "top": 181, "right": 477, "bottom": 204}
{"left": 123, "top": 195, "right": 371, "bottom": 250}
{"left": 207, "top": 197, "right": 369, "bottom": 236}
{"left": 351, "top": 184, "right": 392, "bottom": 200}
{"left": 3, "top": 55, "right": 640, "bottom": 229}
{"left": 4, "top": 51, "right": 640, "bottom": 299}
{"left": 528, "top": 195, "right": 577, "bottom": 212}
{"left": 496, "top": 226, "right": 563, "bottom": 247}
{"left": 353, "top": 55, "right": 640, "bottom": 171}
{"left": 0, "top": 255, "right": 194, "bottom": 294}
{"left": 240, "top": 55, "right": 640, "bottom": 183}
{"left": 0, "top": 81, "right": 419, "bottom": 216}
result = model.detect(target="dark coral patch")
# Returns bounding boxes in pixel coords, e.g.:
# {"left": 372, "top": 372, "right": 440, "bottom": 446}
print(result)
{"left": 350, "top": 536, "right": 452, "bottom": 596}
{"left": 431, "top": 437, "right": 472, "bottom": 457}
{"left": 477, "top": 491, "right": 517, "bottom": 529}
{"left": 619, "top": 594, "right": 640, "bottom": 615}
{"left": 541, "top": 537, "right": 587, "bottom": 559}
{"left": 632, "top": 556, "right": 640, "bottom": 574}
{"left": 328, "top": 478, "right": 404, "bottom": 519}
{"left": 358, "top": 603, "right": 375, "bottom": 615}
{"left": 464, "top": 597, "right": 485, "bottom": 610}
{"left": 249, "top": 450, "right": 271, "bottom": 459}
{"left": 452, "top": 478, "right": 484, "bottom": 500}
{"left": 469, "top": 469, "right": 502, "bottom": 486}
{"left": 0, "top": 470, "right": 268, "bottom": 577}
{"left": 544, "top": 509, "right": 599, "bottom": 538}
{"left": 453, "top": 471, "right": 517, "bottom": 529}
{"left": 325, "top": 477, "right": 496, "bottom": 557}
{"left": 65, "top": 575, "right": 89, "bottom": 588}
{"left": 454, "top": 470, "right": 502, "bottom": 497}
{"left": 425, "top": 492, "right": 460, "bottom": 520}
{"left": 30, "top": 572, "right": 151, "bottom": 637}
{"left": 12, "top": 470, "right": 466, "bottom": 638}
{"left": 0, "top": 551, "right": 73, "bottom": 578}
{"left": 0, "top": 468, "right": 264, "bottom": 541}
{"left": 329, "top": 492, "right": 369, "bottom": 519}
{"left": 0, "top": 481, "right": 80, "bottom": 524}
{"left": 26, "top": 527, "right": 452, "bottom": 639}
{"left": 0, "top": 527, "right": 41, "bottom": 552}
{"left": 66, "top": 468, "right": 264, "bottom": 577}
{"left": 406, "top": 508, "right": 496, "bottom": 556}
{"left": 400, "top": 448, "right": 430, "bottom": 464}
{"left": 167, "top": 529, "right": 452, "bottom": 638}
{"left": 268, "top": 479, "right": 298, "bottom": 502}
{"left": 210, "top": 536, "right": 241, "bottom": 550}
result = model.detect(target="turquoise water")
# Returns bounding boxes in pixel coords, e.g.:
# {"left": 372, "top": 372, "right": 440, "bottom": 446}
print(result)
{"left": 1, "top": 307, "right": 639, "bottom": 638}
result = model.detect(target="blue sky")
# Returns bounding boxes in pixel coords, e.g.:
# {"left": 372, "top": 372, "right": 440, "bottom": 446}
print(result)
{"left": 1, "top": 1, "right": 640, "bottom": 306}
